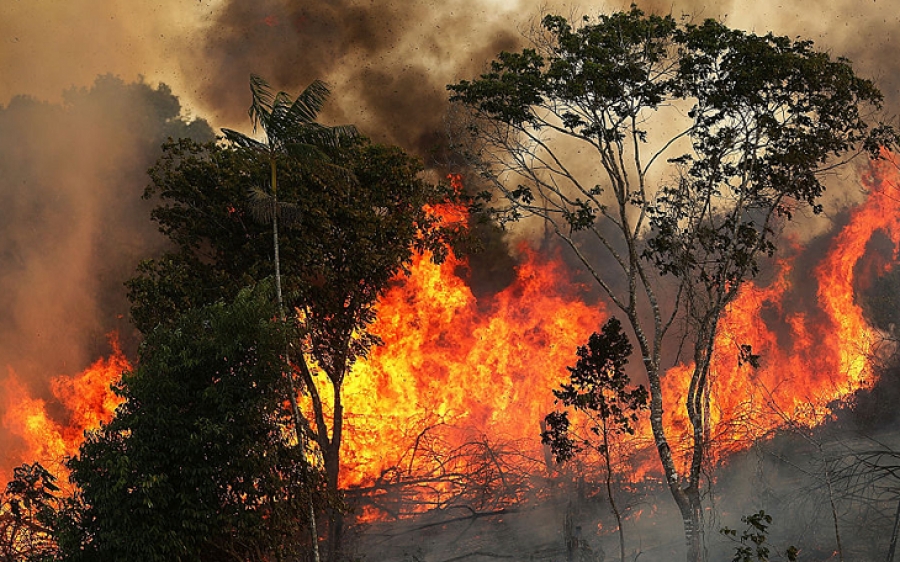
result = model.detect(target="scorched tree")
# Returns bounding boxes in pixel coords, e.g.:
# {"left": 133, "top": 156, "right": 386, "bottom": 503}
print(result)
{"left": 449, "top": 7, "right": 897, "bottom": 561}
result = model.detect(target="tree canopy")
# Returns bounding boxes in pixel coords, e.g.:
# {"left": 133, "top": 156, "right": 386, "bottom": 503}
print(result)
{"left": 449, "top": 6, "right": 897, "bottom": 561}
{"left": 128, "top": 135, "right": 457, "bottom": 338}
{"left": 126, "top": 84, "right": 464, "bottom": 559}
{"left": 61, "top": 285, "right": 322, "bottom": 562}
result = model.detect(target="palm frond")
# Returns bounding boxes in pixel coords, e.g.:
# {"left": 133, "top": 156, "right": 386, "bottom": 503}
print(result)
{"left": 282, "top": 141, "right": 332, "bottom": 164}
{"left": 248, "top": 186, "right": 276, "bottom": 224}
{"left": 331, "top": 124, "right": 360, "bottom": 141}
{"left": 287, "top": 80, "right": 332, "bottom": 125}
{"left": 248, "top": 74, "right": 276, "bottom": 134}
{"left": 221, "top": 128, "right": 268, "bottom": 153}
{"left": 268, "top": 91, "right": 296, "bottom": 141}
{"left": 291, "top": 123, "right": 359, "bottom": 150}
{"left": 248, "top": 186, "right": 303, "bottom": 226}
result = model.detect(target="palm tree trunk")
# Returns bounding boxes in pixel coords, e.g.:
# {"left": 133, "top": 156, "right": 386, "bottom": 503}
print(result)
{"left": 271, "top": 158, "right": 321, "bottom": 562}
{"left": 271, "top": 160, "right": 284, "bottom": 312}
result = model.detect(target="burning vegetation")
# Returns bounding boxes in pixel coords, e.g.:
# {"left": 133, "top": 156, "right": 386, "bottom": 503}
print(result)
{"left": 3, "top": 5, "right": 900, "bottom": 562}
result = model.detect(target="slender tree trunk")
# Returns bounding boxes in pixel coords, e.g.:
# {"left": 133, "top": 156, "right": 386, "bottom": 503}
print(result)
{"left": 326, "top": 378, "right": 345, "bottom": 562}
{"left": 601, "top": 421, "right": 626, "bottom": 562}
{"left": 682, "top": 489, "right": 704, "bottom": 562}
{"left": 646, "top": 352, "right": 707, "bottom": 562}
{"left": 271, "top": 158, "right": 321, "bottom": 562}
{"left": 822, "top": 459, "right": 844, "bottom": 562}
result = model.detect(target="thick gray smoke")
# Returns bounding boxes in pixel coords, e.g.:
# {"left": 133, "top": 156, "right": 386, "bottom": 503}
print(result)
{"left": 0, "top": 76, "right": 211, "bottom": 466}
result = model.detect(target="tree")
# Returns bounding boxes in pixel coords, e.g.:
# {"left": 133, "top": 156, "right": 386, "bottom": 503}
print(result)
{"left": 542, "top": 317, "right": 648, "bottom": 562}
{"left": 128, "top": 111, "right": 461, "bottom": 559}
{"left": 222, "top": 74, "right": 359, "bottom": 562}
{"left": 448, "top": 7, "right": 896, "bottom": 561}
{"left": 220, "top": 75, "right": 358, "bottom": 319}
{"left": 61, "top": 285, "right": 324, "bottom": 562}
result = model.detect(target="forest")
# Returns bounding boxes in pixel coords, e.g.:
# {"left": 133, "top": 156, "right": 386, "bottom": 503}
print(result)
{"left": 2, "top": 5, "right": 900, "bottom": 562}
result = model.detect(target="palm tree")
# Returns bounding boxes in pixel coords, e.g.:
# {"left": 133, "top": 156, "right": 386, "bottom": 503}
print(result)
{"left": 222, "top": 75, "right": 358, "bottom": 562}
{"left": 222, "top": 74, "right": 356, "bottom": 315}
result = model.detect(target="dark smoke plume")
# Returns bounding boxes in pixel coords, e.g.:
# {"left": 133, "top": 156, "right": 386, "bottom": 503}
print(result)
{"left": 190, "top": 0, "right": 521, "bottom": 161}
{"left": 192, "top": 1, "right": 900, "bottom": 158}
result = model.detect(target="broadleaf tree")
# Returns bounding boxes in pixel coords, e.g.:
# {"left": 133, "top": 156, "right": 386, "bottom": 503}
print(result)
{"left": 61, "top": 284, "right": 325, "bottom": 562}
{"left": 449, "top": 7, "right": 897, "bottom": 561}
{"left": 542, "top": 317, "right": 648, "bottom": 562}
{"left": 128, "top": 88, "right": 462, "bottom": 559}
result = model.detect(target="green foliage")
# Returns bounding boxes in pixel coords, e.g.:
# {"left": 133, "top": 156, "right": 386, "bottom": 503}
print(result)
{"left": 721, "top": 511, "right": 798, "bottom": 562}
{"left": 61, "top": 285, "right": 325, "bottom": 562}
{"left": 542, "top": 318, "right": 649, "bottom": 463}
{"left": 449, "top": 4, "right": 896, "bottom": 296}
{"left": 127, "top": 136, "right": 458, "bottom": 338}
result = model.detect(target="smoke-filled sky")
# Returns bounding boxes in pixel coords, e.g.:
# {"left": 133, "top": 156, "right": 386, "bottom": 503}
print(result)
{"left": 0, "top": 0, "right": 898, "bottom": 446}
{"left": 4, "top": 1, "right": 899, "bottom": 151}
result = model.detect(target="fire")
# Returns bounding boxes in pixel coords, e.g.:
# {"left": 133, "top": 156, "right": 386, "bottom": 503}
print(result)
{"left": 3, "top": 159, "right": 900, "bottom": 521}
{"left": 341, "top": 246, "right": 606, "bottom": 489}
{"left": 339, "top": 157, "right": 900, "bottom": 499}
{"left": 660, "top": 156, "right": 900, "bottom": 473}
{"left": 1, "top": 336, "right": 128, "bottom": 482}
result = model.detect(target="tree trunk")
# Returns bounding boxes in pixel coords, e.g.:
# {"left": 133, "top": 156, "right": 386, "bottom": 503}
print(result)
{"left": 680, "top": 489, "right": 704, "bottom": 562}
{"left": 325, "top": 379, "right": 344, "bottom": 562}
{"left": 601, "top": 421, "right": 626, "bottom": 562}
{"left": 271, "top": 158, "right": 321, "bottom": 562}
{"left": 645, "top": 351, "right": 707, "bottom": 562}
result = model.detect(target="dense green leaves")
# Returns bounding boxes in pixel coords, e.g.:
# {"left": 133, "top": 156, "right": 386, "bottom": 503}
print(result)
{"left": 127, "top": 136, "right": 456, "bottom": 337}
{"left": 62, "top": 285, "right": 323, "bottom": 562}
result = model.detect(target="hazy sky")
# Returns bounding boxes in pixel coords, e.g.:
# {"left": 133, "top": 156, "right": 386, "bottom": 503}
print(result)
{"left": 3, "top": 1, "right": 897, "bottom": 137}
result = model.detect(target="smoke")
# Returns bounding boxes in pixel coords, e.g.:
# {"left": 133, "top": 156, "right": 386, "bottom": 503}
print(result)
{"left": 1, "top": 1, "right": 900, "bottom": 554}
{"left": 180, "top": 0, "right": 900, "bottom": 161}
{"left": 187, "top": 0, "right": 523, "bottom": 161}
{"left": 0, "top": 76, "right": 211, "bottom": 462}
{"left": 4, "top": 1, "right": 898, "bottom": 157}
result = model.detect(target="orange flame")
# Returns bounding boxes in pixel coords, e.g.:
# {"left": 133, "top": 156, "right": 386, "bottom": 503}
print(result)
{"left": 340, "top": 246, "right": 606, "bottom": 489}
{"left": 1, "top": 336, "right": 128, "bottom": 481}
{"left": 660, "top": 156, "right": 900, "bottom": 474}
{"left": 3, "top": 159, "right": 900, "bottom": 520}
{"left": 340, "top": 159, "right": 900, "bottom": 498}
